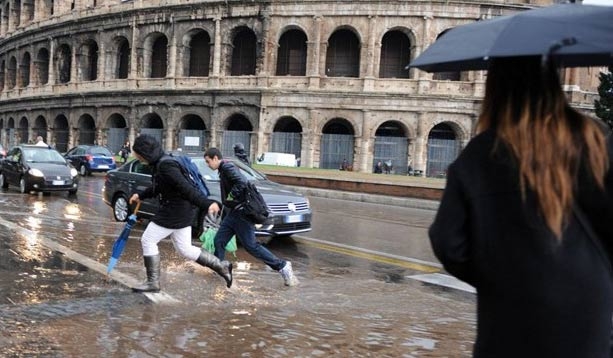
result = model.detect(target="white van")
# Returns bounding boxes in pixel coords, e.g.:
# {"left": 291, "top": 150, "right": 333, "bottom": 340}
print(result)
{"left": 257, "top": 152, "right": 297, "bottom": 167}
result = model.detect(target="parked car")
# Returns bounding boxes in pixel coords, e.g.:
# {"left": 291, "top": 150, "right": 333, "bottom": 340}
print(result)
{"left": 102, "top": 153, "right": 312, "bottom": 238}
{"left": 0, "top": 144, "right": 79, "bottom": 194}
{"left": 64, "top": 145, "right": 117, "bottom": 176}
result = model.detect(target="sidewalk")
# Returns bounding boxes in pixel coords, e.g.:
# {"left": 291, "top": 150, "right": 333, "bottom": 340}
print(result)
{"left": 257, "top": 165, "right": 443, "bottom": 211}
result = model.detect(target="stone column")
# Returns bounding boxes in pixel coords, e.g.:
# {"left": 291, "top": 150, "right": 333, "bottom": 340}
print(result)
{"left": 358, "top": 110, "right": 373, "bottom": 173}
{"left": 97, "top": 31, "right": 105, "bottom": 81}
{"left": 168, "top": 18, "right": 177, "bottom": 80}
{"left": 416, "top": 15, "right": 433, "bottom": 88}
{"left": 308, "top": 15, "right": 322, "bottom": 89}
{"left": 303, "top": 108, "right": 318, "bottom": 168}
{"left": 210, "top": 16, "right": 222, "bottom": 86}
{"left": 47, "top": 37, "right": 55, "bottom": 85}
{"left": 257, "top": 12, "right": 271, "bottom": 86}
{"left": 129, "top": 18, "right": 138, "bottom": 79}
{"left": 414, "top": 112, "right": 427, "bottom": 174}
{"left": 70, "top": 44, "right": 77, "bottom": 83}
{"left": 365, "top": 16, "right": 377, "bottom": 78}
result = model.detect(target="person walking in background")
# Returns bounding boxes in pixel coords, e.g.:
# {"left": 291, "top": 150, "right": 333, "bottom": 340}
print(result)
{"left": 233, "top": 143, "right": 250, "bottom": 166}
{"left": 204, "top": 147, "right": 298, "bottom": 286}
{"left": 429, "top": 57, "right": 613, "bottom": 357}
{"left": 35, "top": 135, "right": 48, "bottom": 147}
{"left": 120, "top": 140, "right": 131, "bottom": 163}
{"left": 128, "top": 135, "right": 232, "bottom": 293}
{"left": 374, "top": 161, "right": 383, "bottom": 174}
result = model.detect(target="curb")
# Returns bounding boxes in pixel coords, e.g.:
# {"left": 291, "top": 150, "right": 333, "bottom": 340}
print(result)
{"left": 289, "top": 185, "right": 440, "bottom": 211}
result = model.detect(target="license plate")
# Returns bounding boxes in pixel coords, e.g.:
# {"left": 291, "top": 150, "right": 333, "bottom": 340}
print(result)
{"left": 98, "top": 165, "right": 109, "bottom": 169}
{"left": 52, "top": 180, "right": 64, "bottom": 185}
{"left": 286, "top": 214, "right": 302, "bottom": 223}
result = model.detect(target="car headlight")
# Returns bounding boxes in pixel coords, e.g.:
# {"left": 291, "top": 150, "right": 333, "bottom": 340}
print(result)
{"left": 70, "top": 168, "right": 78, "bottom": 177}
{"left": 305, "top": 197, "right": 310, "bottom": 208}
{"left": 29, "top": 168, "right": 44, "bottom": 177}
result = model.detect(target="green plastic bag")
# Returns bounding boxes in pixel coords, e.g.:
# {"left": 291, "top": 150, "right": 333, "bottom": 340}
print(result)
{"left": 199, "top": 228, "right": 237, "bottom": 258}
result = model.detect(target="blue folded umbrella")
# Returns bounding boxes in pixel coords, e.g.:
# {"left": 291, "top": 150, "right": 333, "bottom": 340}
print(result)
{"left": 107, "top": 203, "right": 140, "bottom": 274}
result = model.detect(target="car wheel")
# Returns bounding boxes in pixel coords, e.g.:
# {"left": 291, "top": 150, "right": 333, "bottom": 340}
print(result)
{"left": 0, "top": 173, "right": 7, "bottom": 189}
{"left": 19, "top": 177, "right": 31, "bottom": 194}
{"left": 112, "top": 194, "right": 129, "bottom": 222}
{"left": 79, "top": 165, "right": 88, "bottom": 176}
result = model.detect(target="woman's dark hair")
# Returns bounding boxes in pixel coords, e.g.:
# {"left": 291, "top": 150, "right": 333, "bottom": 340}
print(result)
{"left": 477, "top": 57, "right": 608, "bottom": 237}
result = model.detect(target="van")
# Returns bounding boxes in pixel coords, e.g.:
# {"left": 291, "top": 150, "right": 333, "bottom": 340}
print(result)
{"left": 256, "top": 152, "right": 297, "bottom": 167}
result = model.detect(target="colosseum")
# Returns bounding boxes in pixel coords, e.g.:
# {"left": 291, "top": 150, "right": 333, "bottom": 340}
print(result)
{"left": 0, "top": 0, "right": 603, "bottom": 176}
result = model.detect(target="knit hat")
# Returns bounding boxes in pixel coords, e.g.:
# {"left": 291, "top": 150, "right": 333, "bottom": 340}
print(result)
{"left": 132, "top": 134, "right": 164, "bottom": 164}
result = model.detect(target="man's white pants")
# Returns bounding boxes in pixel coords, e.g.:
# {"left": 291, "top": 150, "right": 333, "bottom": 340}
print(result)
{"left": 141, "top": 222, "right": 201, "bottom": 261}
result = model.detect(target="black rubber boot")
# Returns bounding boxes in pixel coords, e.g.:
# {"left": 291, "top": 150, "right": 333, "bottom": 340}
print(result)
{"left": 132, "top": 255, "right": 161, "bottom": 293}
{"left": 196, "top": 251, "right": 233, "bottom": 288}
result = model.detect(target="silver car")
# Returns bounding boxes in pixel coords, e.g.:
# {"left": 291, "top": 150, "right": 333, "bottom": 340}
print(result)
{"left": 102, "top": 154, "right": 312, "bottom": 238}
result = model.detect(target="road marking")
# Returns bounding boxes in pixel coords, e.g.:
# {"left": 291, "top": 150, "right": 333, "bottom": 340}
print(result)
{"left": 407, "top": 273, "right": 476, "bottom": 294}
{"left": 0, "top": 215, "right": 180, "bottom": 304}
{"left": 293, "top": 235, "right": 442, "bottom": 273}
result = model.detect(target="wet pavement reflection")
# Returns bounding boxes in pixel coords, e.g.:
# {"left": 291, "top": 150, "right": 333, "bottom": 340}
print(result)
{"left": 0, "top": 175, "right": 476, "bottom": 356}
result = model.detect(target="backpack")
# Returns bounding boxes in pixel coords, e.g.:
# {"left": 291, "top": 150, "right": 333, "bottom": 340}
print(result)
{"left": 240, "top": 181, "right": 271, "bottom": 224}
{"left": 158, "top": 154, "right": 210, "bottom": 197}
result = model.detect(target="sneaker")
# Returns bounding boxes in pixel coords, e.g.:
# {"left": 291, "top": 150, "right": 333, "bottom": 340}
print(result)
{"left": 279, "top": 261, "right": 299, "bottom": 286}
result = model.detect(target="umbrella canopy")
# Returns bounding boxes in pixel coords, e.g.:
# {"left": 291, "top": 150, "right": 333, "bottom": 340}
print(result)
{"left": 409, "top": 4, "right": 613, "bottom": 72}
{"left": 107, "top": 203, "right": 141, "bottom": 274}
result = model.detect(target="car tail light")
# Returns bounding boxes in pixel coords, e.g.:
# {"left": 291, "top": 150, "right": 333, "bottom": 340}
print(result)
{"left": 85, "top": 154, "right": 93, "bottom": 162}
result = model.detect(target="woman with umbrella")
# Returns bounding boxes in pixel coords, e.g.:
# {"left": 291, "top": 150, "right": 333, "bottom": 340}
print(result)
{"left": 429, "top": 56, "right": 613, "bottom": 356}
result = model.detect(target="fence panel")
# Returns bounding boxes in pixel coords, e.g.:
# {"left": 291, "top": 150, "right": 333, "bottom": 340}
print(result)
{"left": 426, "top": 138, "right": 459, "bottom": 177}
{"left": 178, "top": 129, "right": 206, "bottom": 152}
{"left": 320, "top": 133, "right": 354, "bottom": 169}
{"left": 373, "top": 136, "right": 408, "bottom": 175}
{"left": 270, "top": 132, "right": 302, "bottom": 159}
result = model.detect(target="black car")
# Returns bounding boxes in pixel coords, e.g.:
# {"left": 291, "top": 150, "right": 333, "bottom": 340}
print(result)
{"left": 0, "top": 144, "right": 79, "bottom": 194}
{"left": 102, "top": 154, "right": 312, "bottom": 237}
{"left": 64, "top": 145, "right": 117, "bottom": 176}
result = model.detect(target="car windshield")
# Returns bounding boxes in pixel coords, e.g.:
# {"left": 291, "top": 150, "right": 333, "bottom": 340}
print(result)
{"left": 89, "top": 147, "right": 112, "bottom": 156}
{"left": 24, "top": 148, "right": 66, "bottom": 163}
{"left": 191, "top": 157, "right": 266, "bottom": 181}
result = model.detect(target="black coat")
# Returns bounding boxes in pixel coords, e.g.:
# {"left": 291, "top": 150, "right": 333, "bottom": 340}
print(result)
{"left": 429, "top": 129, "right": 613, "bottom": 358}
{"left": 137, "top": 155, "right": 215, "bottom": 229}
{"left": 218, "top": 160, "right": 247, "bottom": 209}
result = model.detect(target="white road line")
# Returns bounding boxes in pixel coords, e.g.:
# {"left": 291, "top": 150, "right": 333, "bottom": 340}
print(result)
{"left": 0, "top": 215, "right": 180, "bottom": 304}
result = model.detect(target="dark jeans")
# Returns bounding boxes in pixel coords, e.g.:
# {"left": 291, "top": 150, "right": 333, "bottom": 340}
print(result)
{"left": 214, "top": 208, "right": 285, "bottom": 271}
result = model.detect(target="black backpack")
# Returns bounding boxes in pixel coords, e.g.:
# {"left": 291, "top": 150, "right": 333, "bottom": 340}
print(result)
{"left": 241, "top": 181, "right": 271, "bottom": 224}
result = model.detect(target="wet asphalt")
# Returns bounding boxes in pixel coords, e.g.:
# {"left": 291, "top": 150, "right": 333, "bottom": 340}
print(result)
{"left": 0, "top": 175, "right": 475, "bottom": 357}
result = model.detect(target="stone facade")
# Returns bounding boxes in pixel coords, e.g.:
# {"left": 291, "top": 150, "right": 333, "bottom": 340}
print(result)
{"left": 0, "top": 0, "right": 605, "bottom": 175}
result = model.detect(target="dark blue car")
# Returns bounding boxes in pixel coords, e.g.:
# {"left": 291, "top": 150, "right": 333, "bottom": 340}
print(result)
{"left": 64, "top": 145, "right": 117, "bottom": 176}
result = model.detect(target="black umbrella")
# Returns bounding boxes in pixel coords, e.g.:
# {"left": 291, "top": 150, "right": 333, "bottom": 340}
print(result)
{"left": 409, "top": 3, "right": 613, "bottom": 72}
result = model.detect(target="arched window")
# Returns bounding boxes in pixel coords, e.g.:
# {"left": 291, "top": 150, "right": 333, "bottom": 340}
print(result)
{"left": 20, "top": 52, "right": 30, "bottom": 87}
{"left": 116, "top": 38, "right": 130, "bottom": 79}
{"left": 188, "top": 31, "right": 210, "bottom": 77}
{"left": 36, "top": 48, "right": 50, "bottom": 85}
{"left": 325, "top": 29, "right": 360, "bottom": 78}
{"left": 151, "top": 36, "right": 168, "bottom": 78}
{"left": 276, "top": 29, "right": 307, "bottom": 76}
{"left": 231, "top": 28, "right": 257, "bottom": 76}
{"left": 379, "top": 31, "right": 411, "bottom": 78}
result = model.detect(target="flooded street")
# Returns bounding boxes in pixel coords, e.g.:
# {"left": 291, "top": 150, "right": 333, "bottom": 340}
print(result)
{"left": 0, "top": 175, "right": 475, "bottom": 357}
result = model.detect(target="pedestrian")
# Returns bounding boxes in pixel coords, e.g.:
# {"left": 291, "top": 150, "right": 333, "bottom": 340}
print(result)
{"left": 374, "top": 161, "right": 383, "bottom": 174}
{"left": 128, "top": 135, "right": 233, "bottom": 293}
{"left": 233, "top": 143, "right": 250, "bottom": 166}
{"left": 204, "top": 147, "right": 298, "bottom": 286}
{"left": 120, "top": 140, "right": 131, "bottom": 163}
{"left": 429, "top": 57, "right": 613, "bottom": 357}
{"left": 35, "top": 135, "right": 48, "bottom": 147}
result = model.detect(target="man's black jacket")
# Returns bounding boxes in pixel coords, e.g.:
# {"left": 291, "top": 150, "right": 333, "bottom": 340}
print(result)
{"left": 218, "top": 160, "right": 247, "bottom": 209}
